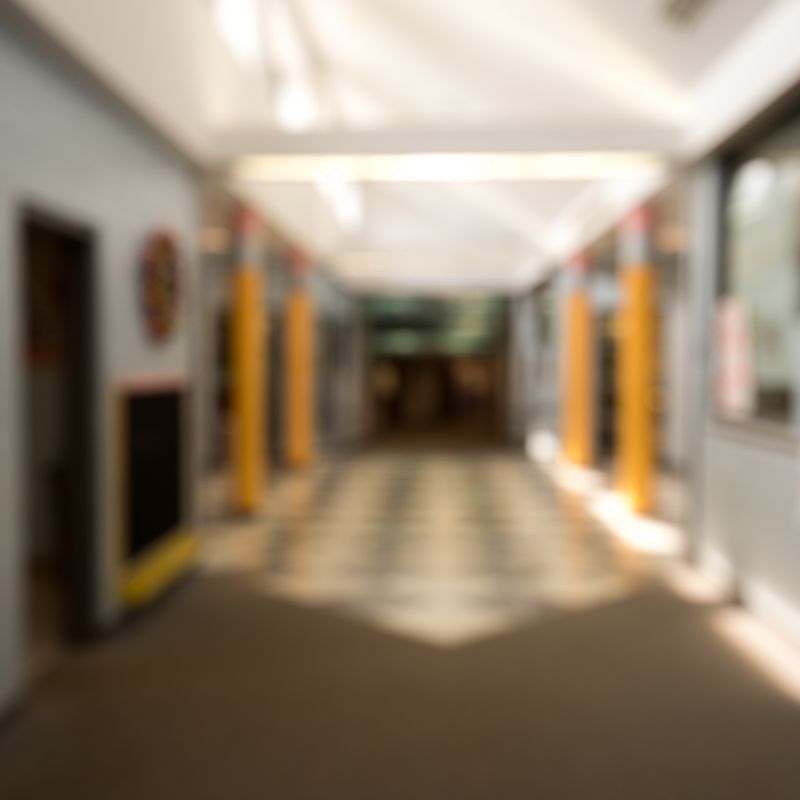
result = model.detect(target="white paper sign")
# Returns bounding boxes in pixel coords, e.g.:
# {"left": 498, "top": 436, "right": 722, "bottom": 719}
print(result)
{"left": 716, "top": 296, "right": 755, "bottom": 418}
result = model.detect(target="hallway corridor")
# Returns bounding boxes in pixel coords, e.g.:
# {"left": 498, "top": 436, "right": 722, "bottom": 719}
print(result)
{"left": 4, "top": 452, "right": 800, "bottom": 799}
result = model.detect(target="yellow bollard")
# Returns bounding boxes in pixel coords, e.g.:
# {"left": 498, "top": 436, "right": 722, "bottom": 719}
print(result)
{"left": 284, "top": 289, "right": 315, "bottom": 467}
{"left": 615, "top": 208, "right": 656, "bottom": 513}
{"left": 230, "top": 210, "right": 267, "bottom": 513}
{"left": 562, "top": 256, "right": 594, "bottom": 467}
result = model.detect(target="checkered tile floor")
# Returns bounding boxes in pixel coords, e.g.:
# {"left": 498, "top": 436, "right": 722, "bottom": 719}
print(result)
{"left": 202, "top": 451, "right": 658, "bottom": 646}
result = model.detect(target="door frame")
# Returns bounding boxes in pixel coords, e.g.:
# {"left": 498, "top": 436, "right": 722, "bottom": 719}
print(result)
{"left": 18, "top": 204, "right": 99, "bottom": 646}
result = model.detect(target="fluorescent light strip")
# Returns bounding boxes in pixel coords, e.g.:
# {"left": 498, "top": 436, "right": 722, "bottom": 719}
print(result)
{"left": 232, "top": 152, "right": 667, "bottom": 183}
{"left": 337, "top": 248, "right": 532, "bottom": 268}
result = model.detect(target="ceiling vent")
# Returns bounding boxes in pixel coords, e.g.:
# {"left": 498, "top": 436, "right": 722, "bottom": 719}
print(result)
{"left": 662, "top": 0, "right": 714, "bottom": 26}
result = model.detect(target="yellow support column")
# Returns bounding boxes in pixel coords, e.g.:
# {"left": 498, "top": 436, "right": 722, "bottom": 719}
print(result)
{"left": 561, "top": 253, "right": 594, "bottom": 466}
{"left": 230, "top": 210, "right": 267, "bottom": 513}
{"left": 616, "top": 207, "right": 656, "bottom": 513}
{"left": 284, "top": 287, "right": 315, "bottom": 467}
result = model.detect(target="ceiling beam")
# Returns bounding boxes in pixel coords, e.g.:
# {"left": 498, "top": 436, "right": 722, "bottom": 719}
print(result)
{"left": 214, "top": 123, "right": 680, "bottom": 161}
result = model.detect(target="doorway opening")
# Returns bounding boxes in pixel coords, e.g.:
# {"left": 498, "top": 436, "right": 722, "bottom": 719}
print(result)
{"left": 20, "top": 209, "right": 97, "bottom": 682}
{"left": 370, "top": 354, "right": 504, "bottom": 448}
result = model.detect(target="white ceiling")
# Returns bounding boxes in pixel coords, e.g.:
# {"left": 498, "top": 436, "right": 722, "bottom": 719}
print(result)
{"left": 13, "top": 0, "right": 792, "bottom": 293}
{"left": 240, "top": 0, "right": 774, "bottom": 130}
{"left": 225, "top": 0, "right": 777, "bottom": 293}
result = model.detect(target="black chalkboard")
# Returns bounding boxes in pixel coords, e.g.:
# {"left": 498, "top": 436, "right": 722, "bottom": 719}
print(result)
{"left": 124, "top": 389, "right": 183, "bottom": 558}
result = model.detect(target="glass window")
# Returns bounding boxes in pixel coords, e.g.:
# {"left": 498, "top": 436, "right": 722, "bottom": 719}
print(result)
{"left": 720, "top": 119, "right": 800, "bottom": 426}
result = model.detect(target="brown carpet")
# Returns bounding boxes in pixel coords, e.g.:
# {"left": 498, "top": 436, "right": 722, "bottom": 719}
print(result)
{"left": 2, "top": 577, "right": 800, "bottom": 799}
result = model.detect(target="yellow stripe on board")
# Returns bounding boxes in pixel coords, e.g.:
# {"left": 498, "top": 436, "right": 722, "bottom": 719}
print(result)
{"left": 284, "top": 290, "right": 315, "bottom": 467}
{"left": 562, "top": 289, "right": 593, "bottom": 467}
{"left": 231, "top": 268, "right": 266, "bottom": 512}
{"left": 616, "top": 267, "right": 655, "bottom": 513}
{"left": 121, "top": 530, "right": 199, "bottom": 608}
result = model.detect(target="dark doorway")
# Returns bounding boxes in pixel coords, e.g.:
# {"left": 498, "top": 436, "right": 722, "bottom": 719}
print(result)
{"left": 370, "top": 354, "right": 503, "bottom": 448}
{"left": 595, "top": 310, "right": 617, "bottom": 466}
{"left": 21, "top": 209, "right": 97, "bottom": 681}
{"left": 268, "top": 309, "right": 284, "bottom": 467}
{"left": 211, "top": 308, "right": 231, "bottom": 471}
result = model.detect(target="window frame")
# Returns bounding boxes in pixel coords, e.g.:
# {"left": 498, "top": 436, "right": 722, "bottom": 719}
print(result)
{"left": 714, "top": 120, "right": 800, "bottom": 435}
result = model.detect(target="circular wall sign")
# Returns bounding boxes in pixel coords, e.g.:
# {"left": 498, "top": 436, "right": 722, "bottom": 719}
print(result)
{"left": 140, "top": 231, "right": 180, "bottom": 342}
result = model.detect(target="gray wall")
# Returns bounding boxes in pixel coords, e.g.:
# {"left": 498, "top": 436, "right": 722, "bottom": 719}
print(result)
{"left": 0, "top": 15, "right": 198, "bottom": 710}
{"left": 507, "top": 293, "right": 536, "bottom": 441}
{"left": 309, "top": 271, "right": 366, "bottom": 448}
{"left": 701, "top": 431, "right": 800, "bottom": 603}
{"left": 507, "top": 281, "right": 561, "bottom": 445}
{"left": 657, "top": 252, "right": 689, "bottom": 473}
{"left": 689, "top": 160, "right": 800, "bottom": 639}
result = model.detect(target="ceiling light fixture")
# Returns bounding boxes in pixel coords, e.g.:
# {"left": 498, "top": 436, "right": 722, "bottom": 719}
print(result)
{"left": 275, "top": 79, "right": 321, "bottom": 132}
{"left": 210, "top": 0, "right": 263, "bottom": 68}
